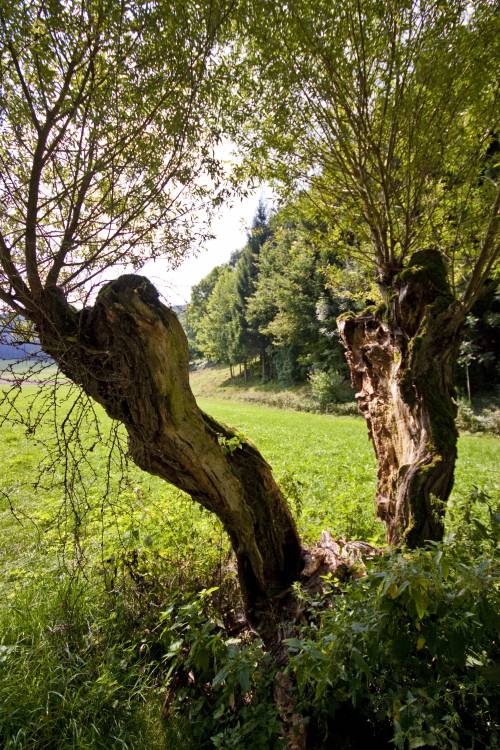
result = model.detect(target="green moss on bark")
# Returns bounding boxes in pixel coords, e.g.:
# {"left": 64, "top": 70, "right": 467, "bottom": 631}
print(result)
{"left": 337, "top": 247, "right": 462, "bottom": 547}
{"left": 396, "top": 248, "right": 450, "bottom": 293}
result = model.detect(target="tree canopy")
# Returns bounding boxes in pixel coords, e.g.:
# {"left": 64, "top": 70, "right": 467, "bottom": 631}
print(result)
{"left": 237, "top": 0, "right": 499, "bottom": 304}
{"left": 0, "top": 0, "right": 305, "bottom": 645}
{"left": 220, "top": 0, "right": 500, "bottom": 546}
{"left": 0, "top": 0, "right": 233, "bottom": 312}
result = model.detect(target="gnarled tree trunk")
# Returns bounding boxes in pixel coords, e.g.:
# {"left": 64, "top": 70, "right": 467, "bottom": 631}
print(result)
{"left": 338, "top": 250, "right": 464, "bottom": 547}
{"left": 31, "top": 275, "right": 303, "bottom": 643}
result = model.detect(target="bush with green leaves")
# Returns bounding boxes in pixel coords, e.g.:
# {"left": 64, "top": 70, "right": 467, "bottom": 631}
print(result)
{"left": 479, "top": 407, "right": 500, "bottom": 436}
{"left": 308, "top": 369, "right": 353, "bottom": 411}
{"left": 286, "top": 533, "right": 499, "bottom": 749}
{"left": 157, "top": 588, "right": 282, "bottom": 749}
{"left": 324, "top": 400, "right": 359, "bottom": 417}
{"left": 456, "top": 400, "right": 500, "bottom": 436}
{"left": 141, "top": 489, "right": 499, "bottom": 750}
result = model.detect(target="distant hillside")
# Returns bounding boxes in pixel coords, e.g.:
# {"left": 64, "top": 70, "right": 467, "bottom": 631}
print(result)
{"left": 0, "top": 316, "right": 49, "bottom": 361}
{"left": 0, "top": 340, "right": 43, "bottom": 360}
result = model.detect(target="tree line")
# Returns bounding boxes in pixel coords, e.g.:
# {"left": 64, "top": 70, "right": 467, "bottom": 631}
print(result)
{"left": 185, "top": 197, "right": 354, "bottom": 397}
{"left": 185, "top": 194, "right": 499, "bottom": 407}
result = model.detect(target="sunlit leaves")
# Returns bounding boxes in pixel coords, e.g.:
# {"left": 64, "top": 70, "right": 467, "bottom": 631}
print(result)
{"left": 0, "top": 0, "right": 236, "bottom": 299}
{"left": 236, "top": 0, "right": 500, "bottom": 297}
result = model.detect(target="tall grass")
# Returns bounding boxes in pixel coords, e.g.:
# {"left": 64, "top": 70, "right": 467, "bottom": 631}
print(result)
{"left": 0, "top": 575, "right": 167, "bottom": 750}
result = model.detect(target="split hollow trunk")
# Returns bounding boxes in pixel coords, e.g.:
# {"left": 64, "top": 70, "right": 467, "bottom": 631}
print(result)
{"left": 338, "top": 250, "right": 464, "bottom": 548}
{"left": 33, "top": 275, "right": 303, "bottom": 640}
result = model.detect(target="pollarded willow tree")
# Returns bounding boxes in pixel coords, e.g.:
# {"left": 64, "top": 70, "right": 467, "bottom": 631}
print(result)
{"left": 237, "top": 0, "right": 500, "bottom": 546}
{"left": 0, "top": 0, "right": 304, "bottom": 642}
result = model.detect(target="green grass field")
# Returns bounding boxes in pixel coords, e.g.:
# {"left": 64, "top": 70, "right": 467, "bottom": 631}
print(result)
{"left": 190, "top": 363, "right": 317, "bottom": 411}
{"left": 1, "top": 387, "right": 499, "bottom": 749}
{"left": 1, "top": 390, "right": 499, "bottom": 595}
{"left": 0, "top": 358, "right": 59, "bottom": 382}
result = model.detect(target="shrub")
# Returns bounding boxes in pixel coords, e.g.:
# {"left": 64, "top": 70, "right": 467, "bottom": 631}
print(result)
{"left": 157, "top": 588, "right": 282, "bottom": 749}
{"left": 456, "top": 399, "right": 500, "bottom": 435}
{"left": 286, "top": 530, "right": 500, "bottom": 749}
{"left": 456, "top": 399, "right": 481, "bottom": 432}
{"left": 308, "top": 369, "right": 353, "bottom": 411}
{"left": 478, "top": 407, "right": 500, "bottom": 436}
{"left": 327, "top": 401, "right": 359, "bottom": 417}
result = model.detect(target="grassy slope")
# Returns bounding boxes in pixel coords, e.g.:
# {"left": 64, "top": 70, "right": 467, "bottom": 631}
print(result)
{"left": 2, "top": 388, "right": 499, "bottom": 597}
{"left": 190, "top": 363, "right": 315, "bottom": 411}
{"left": 0, "top": 359, "right": 59, "bottom": 389}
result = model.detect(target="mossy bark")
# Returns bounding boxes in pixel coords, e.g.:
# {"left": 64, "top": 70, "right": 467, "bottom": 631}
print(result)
{"left": 338, "top": 250, "right": 464, "bottom": 547}
{"left": 33, "top": 275, "right": 303, "bottom": 642}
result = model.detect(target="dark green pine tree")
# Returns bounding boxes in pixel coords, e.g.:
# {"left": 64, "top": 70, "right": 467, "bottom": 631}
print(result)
{"left": 235, "top": 200, "right": 272, "bottom": 379}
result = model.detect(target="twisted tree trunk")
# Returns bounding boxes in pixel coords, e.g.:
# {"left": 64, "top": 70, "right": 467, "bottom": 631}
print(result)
{"left": 31, "top": 275, "right": 303, "bottom": 642}
{"left": 338, "top": 250, "right": 464, "bottom": 547}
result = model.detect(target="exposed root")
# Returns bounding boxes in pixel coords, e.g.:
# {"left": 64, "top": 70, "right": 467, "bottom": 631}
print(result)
{"left": 301, "top": 531, "right": 382, "bottom": 595}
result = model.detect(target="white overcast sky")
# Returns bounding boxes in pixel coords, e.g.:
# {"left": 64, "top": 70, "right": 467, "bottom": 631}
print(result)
{"left": 139, "top": 186, "right": 272, "bottom": 306}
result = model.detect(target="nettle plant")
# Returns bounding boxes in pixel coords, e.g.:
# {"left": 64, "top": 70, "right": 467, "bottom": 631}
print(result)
{"left": 286, "top": 532, "right": 499, "bottom": 749}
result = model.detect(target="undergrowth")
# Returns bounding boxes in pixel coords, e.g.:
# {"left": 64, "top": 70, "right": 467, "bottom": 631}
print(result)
{"left": 1, "top": 393, "right": 499, "bottom": 749}
{"left": 288, "top": 538, "right": 499, "bottom": 748}
{"left": 0, "top": 577, "right": 163, "bottom": 750}
{"left": 1, "top": 488, "right": 498, "bottom": 749}
{"left": 154, "top": 489, "right": 499, "bottom": 749}
{"left": 456, "top": 400, "right": 500, "bottom": 436}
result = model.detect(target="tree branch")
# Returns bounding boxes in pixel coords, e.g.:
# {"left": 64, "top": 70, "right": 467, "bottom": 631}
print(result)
{"left": 0, "top": 231, "right": 30, "bottom": 305}
{"left": 463, "top": 183, "right": 500, "bottom": 310}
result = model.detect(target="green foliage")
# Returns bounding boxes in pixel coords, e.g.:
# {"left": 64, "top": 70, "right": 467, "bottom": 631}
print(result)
{"left": 157, "top": 589, "right": 282, "bottom": 748}
{"left": 456, "top": 400, "right": 500, "bottom": 436}
{"left": 457, "top": 281, "right": 500, "bottom": 400}
{"left": 185, "top": 266, "right": 227, "bottom": 359}
{"left": 0, "top": 578, "right": 163, "bottom": 750}
{"left": 272, "top": 346, "right": 298, "bottom": 386}
{"left": 3, "top": 490, "right": 499, "bottom": 749}
{"left": 447, "top": 486, "right": 500, "bottom": 551}
{"left": 0, "top": 0, "right": 235, "bottom": 292}
{"left": 277, "top": 470, "right": 305, "bottom": 519}
{"left": 217, "top": 431, "right": 245, "bottom": 454}
{"left": 308, "top": 369, "right": 353, "bottom": 410}
{"left": 247, "top": 198, "right": 347, "bottom": 383}
{"left": 187, "top": 196, "right": 352, "bottom": 391}
{"left": 234, "top": 200, "right": 272, "bottom": 364}
{"left": 287, "top": 525, "right": 500, "bottom": 748}
{"left": 196, "top": 267, "right": 243, "bottom": 366}
{"left": 238, "top": 0, "right": 500, "bottom": 305}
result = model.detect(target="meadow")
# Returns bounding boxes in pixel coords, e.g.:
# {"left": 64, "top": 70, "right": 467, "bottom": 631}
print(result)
{"left": 1, "top": 384, "right": 499, "bottom": 748}
{"left": 2, "top": 389, "right": 499, "bottom": 592}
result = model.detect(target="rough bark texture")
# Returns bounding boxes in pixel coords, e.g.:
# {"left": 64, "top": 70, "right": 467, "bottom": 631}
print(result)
{"left": 31, "top": 275, "right": 303, "bottom": 640}
{"left": 338, "top": 250, "right": 464, "bottom": 547}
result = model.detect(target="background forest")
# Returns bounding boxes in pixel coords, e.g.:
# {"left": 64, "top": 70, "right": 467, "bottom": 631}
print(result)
{"left": 185, "top": 197, "right": 500, "bottom": 423}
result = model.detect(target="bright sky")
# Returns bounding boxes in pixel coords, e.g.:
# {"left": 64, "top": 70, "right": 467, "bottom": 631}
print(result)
{"left": 139, "top": 187, "right": 272, "bottom": 306}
